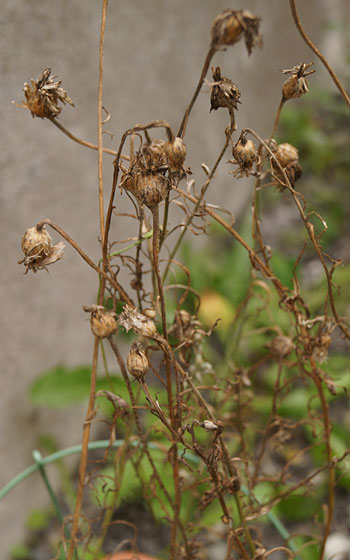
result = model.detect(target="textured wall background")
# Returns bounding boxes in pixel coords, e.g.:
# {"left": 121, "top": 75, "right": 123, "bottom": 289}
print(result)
{"left": 0, "top": 0, "right": 348, "bottom": 555}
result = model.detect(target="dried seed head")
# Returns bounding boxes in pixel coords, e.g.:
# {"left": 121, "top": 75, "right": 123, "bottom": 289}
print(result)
{"left": 15, "top": 68, "right": 74, "bottom": 119}
{"left": 210, "top": 67, "right": 241, "bottom": 112}
{"left": 118, "top": 304, "right": 158, "bottom": 338}
{"left": 83, "top": 305, "right": 118, "bottom": 338}
{"left": 19, "top": 225, "right": 65, "bottom": 273}
{"left": 202, "top": 420, "right": 219, "bottom": 432}
{"left": 165, "top": 137, "right": 187, "bottom": 172}
{"left": 231, "top": 135, "right": 259, "bottom": 177}
{"left": 127, "top": 342, "right": 149, "bottom": 380}
{"left": 268, "top": 335, "right": 295, "bottom": 358}
{"left": 143, "top": 138, "right": 168, "bottom": 168}
{"left": 123, "top": 170, "right": 169, "bottom": 208}
{"left": 281, "top": 62, "right": 314, "bottom": 100}
{"left": 312, "top": 333, "right": 332, "bottom": 364}
{"left": 270, "top": 142, "right": 302, "bottom": 187}
{"left": 211, "top": 10, "right": 262, "bottom": 55}
{"left": 144, "top": 307, "right": 157, "bottom": 319}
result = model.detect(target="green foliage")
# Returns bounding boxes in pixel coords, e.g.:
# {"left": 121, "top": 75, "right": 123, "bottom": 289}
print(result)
{"left": 28, "top": 365, "right": 128, "bottom": 410}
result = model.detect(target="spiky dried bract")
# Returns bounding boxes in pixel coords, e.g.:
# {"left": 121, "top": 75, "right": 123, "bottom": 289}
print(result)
{"left": 268, "top": 335, "right": 295, "bottom": 358}
{"left": 210, "top": 67, "right": 241, "bottom": 112}
{"left": 312, "top": 333, "right": 332, "bottom": 364}
{"left": 118, "top": 304, "right": 157, "bottom": 338}
{"left": 211, "top": 10, "right": 262, "bottom": 55}
{"left": 281, "top": 62, "right": 314, "bottom": 100}
{"left": 127, "top": 341, "right": 149, "bottom": 380}
{"left": 165, "top": 137, "right": 187, "bottom": 173}
{"left": 120, "top": 151, "right": 169, "bottom": 208}
{"left": 17, "top": 68, "right": 74, "bottom": 119}
{"left": 270, "top": 141, "right": 302, "bottom": 187}
{"left": 230, "top": 135, "right": 259, "bottom": 177}
{"left": 83, "top": 305, "right": 118, "bottom": 338}
{"left": 19, "top": 225, "right": 65, "bottom": 273}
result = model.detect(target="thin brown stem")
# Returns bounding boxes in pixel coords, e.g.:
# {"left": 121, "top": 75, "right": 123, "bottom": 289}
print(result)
{"left": 289, "top": 0, "right": 350, "bottom": 108}
{"left": 97, "top": 0, "right": 108, "bottom": 245}
{"left": 177, "top": 45, "right": 217, "bottom": 138}
{"left": 50, "top": 118, "right": 120, "bottom": 157}
{"left": 36, "top": 219, "right": 133, "bottom": 306}
{"left": 67, "top": 337, "right": 99, "bottom": 560}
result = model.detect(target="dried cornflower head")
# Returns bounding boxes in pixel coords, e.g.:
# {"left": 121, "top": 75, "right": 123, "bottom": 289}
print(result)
{"left": 211, "top": 10, "right": 262, "bottom": 55}
{"left": 143, "top": 138, "right": 167, "bottom": 168}
{"left": 83, "top": 305, "right": 118, "bottom": 338}
{"left": 270, "top": 141, "right": 302, "bottom": 187}
{"left": 120, "top": 152, "right": 169, "bottom": 208}
{"left": 281, "top": 62, "right": 315, "bottom": 100}
{"left": 15, "top": 68, "right": 74, "bottom": 119}
{"left": 118, "top": 304, "right": 158, "bottom": 338}
{"left": 127, "top": 342, "right": 149, "bottom": 380}
{"left": 268, "top": 335, "right": 295, "bottom": 358}
{"left": 210, "top": 66, "right": 241, "bottom": 112}
{"left": 18, "top": 224, "right": 65, "bottom": 273}
{"left": 312, "top": 332, "right": 332, "bottom": 364}
{"left": 165, "top": 137, "right": 187, "bottom": 173}
{"left": 230, "top": 134, "right": 260, "bottom": 178}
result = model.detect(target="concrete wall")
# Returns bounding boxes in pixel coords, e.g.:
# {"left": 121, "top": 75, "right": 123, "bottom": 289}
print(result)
{"left": 0, "top": 0, "right": 348, "bottom": 555}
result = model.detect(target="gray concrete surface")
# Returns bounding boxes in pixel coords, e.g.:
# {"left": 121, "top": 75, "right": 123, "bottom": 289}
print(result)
{"left": 1, "top": 1, "right": 348, "bottom": 556}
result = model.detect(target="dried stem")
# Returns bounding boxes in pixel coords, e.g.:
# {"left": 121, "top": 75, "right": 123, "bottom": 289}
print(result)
{"left": 51, "top": 118, "right": 120, "bottom": 156}
{"left": 177, "top": 45, "right": 217, "bottom": 138}
{"left": 67, "top": 337, "right": 99, "bottom": 560}
{"left": 289, "top": 0, "right": 350, "bottom": 108}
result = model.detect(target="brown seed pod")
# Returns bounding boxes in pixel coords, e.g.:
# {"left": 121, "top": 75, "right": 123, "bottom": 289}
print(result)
{"left": 19, "top": 225, "right": 65, "bottom": 273}
{"left": 123, "top": 171, "right": 169, "bottom": 208}
{"left": 143, "top": 138, "right": 167, "bottom": 168}
{"left": 268, "top": 335, "right": 295, "bottom": 358}
{"left": 281, "top": 62, "right": 314, "bottom": 101}
{"left": 271, "top": 142, "right": 302, "bottom": 187}
{"left": 15, "top": 68, "right": 74, "bottom": 119}
{"left": 83, "top": 305, "right": 118, "bottom": 338}
{"left": 210, "top": 67, "right": 241, "bottom": 112}
{"left": 118, "top": 304, "right": 158, "bottom": 338}
{"left": 127, "top": 342, "right": 149, "bottom": 380}
{"left": 231, "top": 136, "right": 259, "bottom": 177}
{"left": 211, "top": 10, "right": 262, "bottom": 55}
{"left": 165, "top": 137, "right": 187, "bottom": 172}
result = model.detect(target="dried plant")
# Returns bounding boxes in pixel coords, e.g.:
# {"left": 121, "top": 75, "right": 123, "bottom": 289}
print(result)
{"left": 11, "top": 3, "right": 350, "bottom": 560}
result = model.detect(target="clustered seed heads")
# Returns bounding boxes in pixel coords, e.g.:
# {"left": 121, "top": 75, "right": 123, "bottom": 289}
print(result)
{"left": 230, "top": 134, "right": 260, "bottom": 178}
{"left": 281, "top": 62, "right": 315, "bottom": 101}
{"left": 18, "top": 224, "right": 65, "bottom": 273}
{"left": 210, "top": 66, "right": 241, "bottom": 113}
{"left": 270, "top": 140, "right": 303, "bottom": 187}
{"left": 127, "top": 341, "right": 149, "bottom": 381}
{"left": 118, "top": 304, "right": 158, "bottom": 338}
{"left": 268, "top": 335, "right": 295, "bottom": 358}
{"left": 83, "top": 305, "right": 118, "bottom": 338}
{"left": 15, "top": 68, "right": 74, "bottom": 119}
{"left": 121, "top": 151, "right": 170, "bottom": 208}
{"left": 211, "top": 9, "right": 262, "bottom": 55}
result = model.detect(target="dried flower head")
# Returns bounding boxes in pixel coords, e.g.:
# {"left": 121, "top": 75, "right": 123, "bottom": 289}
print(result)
{"left": 281, "top": 62, "right": 314, "bottom": 101}
{"left": 143, "top": 138, "right": 168, "bottom": 168}
{"left": 312, "top": 332, "right": 332, "bottom": 364}
{"left": 230, "top": 134, "right": 259, "bottom": 177}
{"left": 270, "top": 141, "right": 302, "bottom": 187}
{"left": 210, "top": 67, "right": 241, "bottom": 113}
{"left": 127, "top": 342, "right": 149, "bottom": 380}
{"left": 118, "top": 304, "right": 158, "bottom": 338}
{"left": 268, "top": 335, "right": 295, "bottom": 358}
{"left": 211, "top": 10, "right": 262, "bottom": 55}
{"left": 18, "top": 225, "right": 65, "bottom": 273}
{"left": 83, "top": 305, "right": 118, "bottom": 338}
{"left": 15, "top": 68, "right": 74, "bottom": 119}
{"left": 165, "top": 137, "right": 187, "bottom": 173}
{"left": 120, "top": 151, "right": 170, "bottom": 208}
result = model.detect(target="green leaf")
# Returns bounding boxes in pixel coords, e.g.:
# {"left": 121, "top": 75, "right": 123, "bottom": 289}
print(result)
{"left": 29, "top": 365, "right": 127, "bottom": 408}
